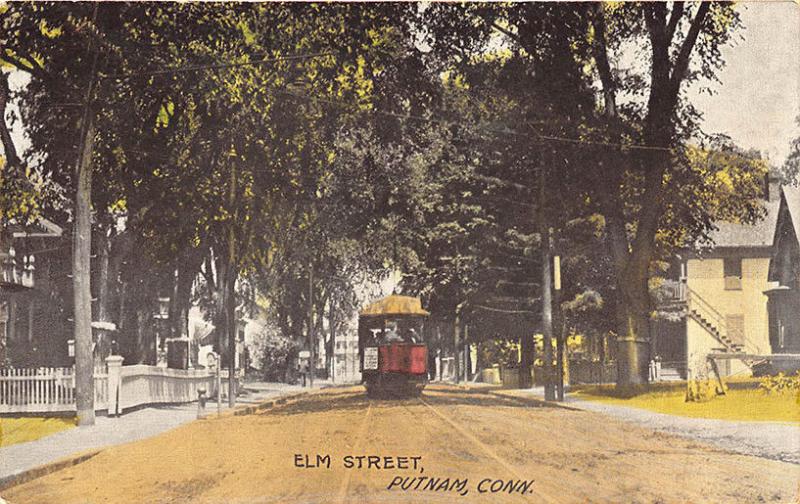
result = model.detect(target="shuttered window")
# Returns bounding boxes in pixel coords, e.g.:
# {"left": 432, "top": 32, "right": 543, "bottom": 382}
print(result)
{"left": 723, "top": 258, "right": 742, "bottom": 290}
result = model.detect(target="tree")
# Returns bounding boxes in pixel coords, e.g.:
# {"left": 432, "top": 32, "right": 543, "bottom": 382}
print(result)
{"left": 416, "top": 2, "right": 770, "bottom": 390}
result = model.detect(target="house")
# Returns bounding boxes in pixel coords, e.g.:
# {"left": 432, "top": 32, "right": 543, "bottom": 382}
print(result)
{"left": 764, "top": 186, "right": 800, "bottom": 367}
{"left": 653, "top": 177, "right": 783, "bottom": 379}
{"left": 0, "top": 218, "right": 65, "bottom": 366}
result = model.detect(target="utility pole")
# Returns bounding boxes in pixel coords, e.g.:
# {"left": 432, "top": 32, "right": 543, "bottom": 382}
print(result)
{"left": 227, "top": 160, "right": 237, "bottom": 409}
{"left": 554, "top": 254, "right": 565, "bottom": 401}
{"left": 73, "top": 4, "right": 100, "bottom": 426}
{"left": 538, "top": 164, "right": 556, "bottom": 401}
{"left": 453, "top": 307, "right": 460, "bottom": 384}
{"left": 463, "top": 324, "right": 469, "bottom": 382}
{"left": 329, "top": 299, "right": 335, "bottom": 384}
{"left": 308, "top": 263, "right": 315, "bottom": 387}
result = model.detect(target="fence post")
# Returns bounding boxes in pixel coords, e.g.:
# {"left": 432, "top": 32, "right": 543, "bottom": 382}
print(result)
{"left": 106, "top": 355, "right": 124, "bottom": 417}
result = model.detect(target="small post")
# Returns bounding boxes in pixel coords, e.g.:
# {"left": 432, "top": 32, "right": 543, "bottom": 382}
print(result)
{"left": 216, "top": 357, "right": 222, "bottom": 415}
{"left": 208, "top": 351, "right": 222, "bottom": 415}
{"left": 197, "top": 387, "right": 207, "bottom": 419}
{"left": 105, "top": 355, "right": 124, "bottom": 417}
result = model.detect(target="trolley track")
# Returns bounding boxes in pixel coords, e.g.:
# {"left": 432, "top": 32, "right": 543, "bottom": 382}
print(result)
{"left": 335, "top": 399, "right": 373, "bottom": 503}
{"left": 416, "top": 392, "right": 559, "bottom": 504}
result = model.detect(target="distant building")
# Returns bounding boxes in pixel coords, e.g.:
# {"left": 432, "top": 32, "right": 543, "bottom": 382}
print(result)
{"left": 332, "top": 329, "right": 360, "bottom": 384}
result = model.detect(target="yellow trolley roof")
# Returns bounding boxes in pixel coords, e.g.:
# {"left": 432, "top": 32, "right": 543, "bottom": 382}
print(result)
{"left": 359, "top": 295, "right": 430, "bottom": 317}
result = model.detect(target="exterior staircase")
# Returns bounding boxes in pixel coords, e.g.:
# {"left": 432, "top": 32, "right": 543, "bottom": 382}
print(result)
{"left": 686, "top": 287, "right": 745, "bottom": 354}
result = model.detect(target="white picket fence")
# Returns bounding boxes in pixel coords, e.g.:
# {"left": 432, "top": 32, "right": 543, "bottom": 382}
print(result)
{"left": 0, "top": 366, "right": 108, "bottom": 414}
{"left": 0, "top": 357, "right": 215, "bottom": 415}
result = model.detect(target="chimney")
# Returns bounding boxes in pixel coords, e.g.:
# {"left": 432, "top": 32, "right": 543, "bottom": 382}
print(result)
{"left": 764, "top": 171, "right": 781, "bottom": 201}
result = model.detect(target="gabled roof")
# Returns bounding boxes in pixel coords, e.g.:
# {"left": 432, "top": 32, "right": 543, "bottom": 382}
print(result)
{"left": 782, "top": 185, "right": 800, "bottom": 244}
{"left": 706, "top": 199, "right": 780, "bottom": 249}
{"left": 767, "top": 186, "right": 800, "bottom": 282}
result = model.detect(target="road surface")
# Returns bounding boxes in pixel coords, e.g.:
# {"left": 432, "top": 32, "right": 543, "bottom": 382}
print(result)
{"left": 2, "top": 385, "right": 797, "bottom": 503}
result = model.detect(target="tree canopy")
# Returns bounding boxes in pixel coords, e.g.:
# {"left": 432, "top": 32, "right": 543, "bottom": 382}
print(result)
{"left": 0, "top": 2, "right": 776, "bottom": 389}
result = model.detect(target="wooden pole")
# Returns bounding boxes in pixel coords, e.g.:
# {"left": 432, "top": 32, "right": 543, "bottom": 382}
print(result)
{"left": 539, "top": 167, "right": 555, "bottom": 401}
{"left": 463, "top": 323, "right": 469, "bottom": 382}
{"left": 308, "top": 263, "right": 315, "bottom": 387}
{"left": 453, "top": 309, "right": 460, "bottom": 384}
{"left": 227, "top": 159, "right": 237, "bottom": 408}
{"left": 554, "top": 254, "right": 565, "bottom": 401}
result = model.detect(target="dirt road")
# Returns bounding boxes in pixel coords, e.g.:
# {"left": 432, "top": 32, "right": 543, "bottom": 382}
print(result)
{"left": 3, "top": 385, "right": 797, "bottom": 503}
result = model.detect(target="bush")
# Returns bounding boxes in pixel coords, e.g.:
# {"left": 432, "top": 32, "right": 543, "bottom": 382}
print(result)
{"left": 478, "top": 339, "right": 519, "bottom": 368}
{"left": 759, "top": 371, "right": 800, "bottom": 395}
{"left": 255, "top": 327, "right": 299, "bottom": 383}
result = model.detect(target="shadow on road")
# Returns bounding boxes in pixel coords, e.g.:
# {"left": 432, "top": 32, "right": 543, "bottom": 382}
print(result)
{"left": 263, "top": 386, "right": 569, "bottom": 417}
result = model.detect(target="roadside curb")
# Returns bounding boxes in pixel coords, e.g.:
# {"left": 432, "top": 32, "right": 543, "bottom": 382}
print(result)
{"left": 231, "top": 391, "right": 309, "bottom": 417}
{"left": 487, "top": 389, "right": 583, "bottom": 411}
{"left": 0, "top": 449, "right": 101, "bottom": 492}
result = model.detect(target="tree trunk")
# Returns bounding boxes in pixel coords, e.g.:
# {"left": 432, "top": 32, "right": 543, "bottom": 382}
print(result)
{"left": 615, "top": 271, "right": 652, "bottom": 390}
{"left": 225, "top": 261, "right": 236, "bottom": 407}
{"left": 73, "top": 116, "right": 95, "bottom": 426}
{"left": 0, "top": 72, "right": 20, "bottom": 170}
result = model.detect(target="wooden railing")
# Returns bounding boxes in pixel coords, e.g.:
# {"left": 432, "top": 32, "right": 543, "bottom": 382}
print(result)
{"left": 658, "top": 279, "right": 687, "bottom": 304}
{"left": 686, "top": 287, "right": 765, "bottom": 355}
{"left": 118, "top": 364, "right": 215, "bottom": 412}
{"left": 686, "top": 287, "right": 728, "bottom": 338}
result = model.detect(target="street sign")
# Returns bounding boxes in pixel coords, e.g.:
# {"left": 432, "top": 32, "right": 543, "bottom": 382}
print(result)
{"left": 363, "top": 347, "right": 378, "bottom": 370}
{"left": 298, "top": 350, "right": 311, "bottom": 359}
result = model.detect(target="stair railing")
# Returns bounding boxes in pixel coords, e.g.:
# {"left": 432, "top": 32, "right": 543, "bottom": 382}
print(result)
{"left": 685, "top": 287, "right": 732, "bottom": 351}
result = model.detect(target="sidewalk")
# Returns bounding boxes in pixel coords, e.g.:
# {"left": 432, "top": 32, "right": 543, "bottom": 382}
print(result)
{"left": 0, "top": 382, "right": 304, "bottom": 486}
{"left": 513, "top": 387, "right": 800, "bottom": 464}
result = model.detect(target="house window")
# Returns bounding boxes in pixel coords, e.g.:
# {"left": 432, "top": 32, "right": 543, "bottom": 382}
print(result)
{"left": 723, "top": 258, "right": 742, "bottom": 290}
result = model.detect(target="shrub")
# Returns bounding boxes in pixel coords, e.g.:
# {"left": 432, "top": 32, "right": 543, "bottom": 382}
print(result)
{"left": 478, "top": 339, "right": 519, "bottom": 368}
{"left": 759, "top": 371, "right": 800, "bottom": 395}
{"left": 255, "top": 327, "right": 299, "bottom": 382}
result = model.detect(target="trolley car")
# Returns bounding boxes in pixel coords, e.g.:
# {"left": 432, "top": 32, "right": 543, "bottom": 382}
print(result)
{"left": 358, "top": 295, "right": 429, "bottom": 397}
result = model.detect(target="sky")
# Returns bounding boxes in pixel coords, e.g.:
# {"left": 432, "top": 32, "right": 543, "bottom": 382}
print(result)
{"left": 690, "top": 1, "right": 800, "bottom": 166}
{"left": 5, "top": 2, "right": 800, "bottom": 167}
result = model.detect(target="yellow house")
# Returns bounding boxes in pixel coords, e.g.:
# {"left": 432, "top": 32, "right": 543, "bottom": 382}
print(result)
{"left": 654, "top": 180, "right": 782, "bottom": 379}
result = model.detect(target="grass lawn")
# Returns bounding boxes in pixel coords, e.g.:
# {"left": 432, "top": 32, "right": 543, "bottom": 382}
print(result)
{"left": 573, "top": 385, "right": 800, "bottom": 423}
{"left": 0, "top": 416, "right": 76, "bottom": 447}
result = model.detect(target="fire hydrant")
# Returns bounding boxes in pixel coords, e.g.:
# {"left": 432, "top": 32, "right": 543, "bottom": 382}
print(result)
{"left": 197, "top": 388, "right": 207, "bottom": 419}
